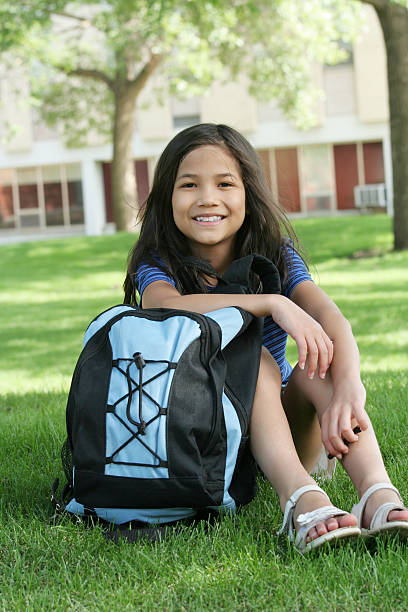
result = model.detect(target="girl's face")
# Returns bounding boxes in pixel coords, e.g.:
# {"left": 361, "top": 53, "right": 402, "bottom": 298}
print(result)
{"left": 172, "top": 145, "right": 246, "bottom": 260}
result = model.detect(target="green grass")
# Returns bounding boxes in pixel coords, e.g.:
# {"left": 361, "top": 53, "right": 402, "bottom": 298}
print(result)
{"left": 1, "top": 213, "right": 407, "bottom": 611}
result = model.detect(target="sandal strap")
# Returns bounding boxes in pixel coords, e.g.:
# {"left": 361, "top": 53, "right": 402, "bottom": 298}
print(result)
{"left": 278, "top": 484, "right": 329, "bottom": 538}
{"left": 297, "top": 505, "right": 347, "bottom": 529}
{"left": 351, "top": 483, "right": 402, "bottom": 527}
{"left": 295, "top": 505, "right": 348, "bottom": 547}
{"left": 370, "top": 502, "right": 405, "bottom": 530}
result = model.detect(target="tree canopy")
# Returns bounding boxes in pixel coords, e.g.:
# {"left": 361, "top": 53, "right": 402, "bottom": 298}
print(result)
{"left": 1, "top": 0, "right": 364, "bottom": 140}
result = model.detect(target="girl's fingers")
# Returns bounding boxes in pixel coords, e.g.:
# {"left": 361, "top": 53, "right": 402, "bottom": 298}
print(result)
{"left": 303, "top": 328, "right": 332, "bottom": 380}
{"left": 352, "top": 400, "right": 369, "bottom": 431}
{"left": 328, "top": 429, "right": 349, "bottom": 456}
{"left": 326, "top": 336, "right": 334, "bottom": 364}
{"left": 321, "top": 384, "right": 368, "bottom": 458}
{"left": 296, "top": 338, "right": 308, "bottom": 370}
{"left": 316, "top": 336, "right": 330, "bottom": 379}
{"left": 306, "top": 339, "right": 319, "bottom": 379}
{"left": 323, "top": 433, "right": 343, "bottom": 460}
{"left": 291, "top": 315, "right": 333, "bottom": 379}
{"left": 340, "top": 422, "right": 359, "bottom": 445}
{"left": 322, "top": 412, "right": 349, "bottom": 458}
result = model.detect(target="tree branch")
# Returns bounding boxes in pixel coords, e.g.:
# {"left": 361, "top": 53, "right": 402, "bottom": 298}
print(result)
{"left": 52, "top": 11, "right": 91, "bottom": 23}
{"left": 128, "top": 54, "right": 163, "bottom": 97}
{"left": 64, "top": 68, "right": 114, "bottom": 90}
{"left": 359, "top": 0, "right": 386, "bottom": 9}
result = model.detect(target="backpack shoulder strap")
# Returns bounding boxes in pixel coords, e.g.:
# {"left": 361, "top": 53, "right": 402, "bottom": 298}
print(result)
{"left": 218, "top": 254, "right": 281, "bottom": 295}
{"left": 178, "top": 254, "right": 281, "bottom": 295}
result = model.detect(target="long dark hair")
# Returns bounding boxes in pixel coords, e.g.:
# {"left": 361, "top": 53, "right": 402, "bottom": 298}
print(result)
{"left": 124, "top": 123, "right": 303, "bottom": 304}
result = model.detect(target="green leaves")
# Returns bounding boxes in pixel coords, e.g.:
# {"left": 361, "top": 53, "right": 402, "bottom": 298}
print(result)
{"left": 0, "top": 0, "right": 67, "bottom": 51}
{"left": 0, "top": 0, "right": 379, "bottom": 138}
{"left": 34, "top": 71, "right": 114, "bottom": 147}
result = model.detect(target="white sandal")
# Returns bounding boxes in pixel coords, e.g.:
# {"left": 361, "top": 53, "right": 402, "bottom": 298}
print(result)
{"left": 352, "top": 483, "right": 408, "bottom": 538}
{"left": 278, "top": 484, "right": 361, "bottom": 554}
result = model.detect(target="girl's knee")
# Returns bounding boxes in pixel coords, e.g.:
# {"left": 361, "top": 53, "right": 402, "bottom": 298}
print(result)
{"left": 287, "top": 362, "right": 333, "bottom": 395}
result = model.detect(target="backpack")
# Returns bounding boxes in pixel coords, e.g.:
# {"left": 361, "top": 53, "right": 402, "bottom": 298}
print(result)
{"left": 54, "top": 255, "right": 281, "bottom": 534}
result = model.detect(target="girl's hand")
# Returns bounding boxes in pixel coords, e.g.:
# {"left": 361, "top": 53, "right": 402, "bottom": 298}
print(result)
{"left": 319, "top": 380, "right": 369, "bottom": 459}
{"left": 270, "top": 295, "right": 334, "bottom": 380}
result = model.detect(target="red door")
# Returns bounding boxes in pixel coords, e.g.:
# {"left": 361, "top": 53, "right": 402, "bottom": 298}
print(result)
{"left": 102, "top": 160, "right": 149, "bottom": 223}
{"left": 274, "top": 148, "right": 301, "bottom": 213}
{"left": 363, "top": 142, "right": 384, "bottom": 184}
{"left": 333, "top": 144, "right": 359, "bottom": 210}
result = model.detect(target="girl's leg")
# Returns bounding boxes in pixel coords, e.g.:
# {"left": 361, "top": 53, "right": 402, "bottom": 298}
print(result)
{"left": 250, "top": 349, "right": 357, "bottom": 540}
{"left": 280, "top": 371, "right": 323, "bottom": 473}
{"left": 282, "top": 364, "right": 408, "bottom": 528}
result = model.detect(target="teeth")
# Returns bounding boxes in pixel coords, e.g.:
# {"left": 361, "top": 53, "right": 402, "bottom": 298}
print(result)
{"left": 194, "top": 216, "right": 223, "bottom": 222}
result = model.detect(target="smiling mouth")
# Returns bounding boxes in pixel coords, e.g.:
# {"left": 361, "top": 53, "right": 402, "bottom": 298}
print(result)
{"left": 193, "top": 215, "right": 225, "bottom": 223}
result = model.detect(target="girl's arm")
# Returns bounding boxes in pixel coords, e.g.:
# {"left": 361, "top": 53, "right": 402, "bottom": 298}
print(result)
{"left": 290, "top": 280, "right": 369, "bottom": 458}
{"left": 142, "top": 279, "right": 334, "bottom": 378}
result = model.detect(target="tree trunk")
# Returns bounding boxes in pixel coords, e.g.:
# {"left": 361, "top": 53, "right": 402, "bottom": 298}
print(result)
{"left": 374, "top": 2, "right": 408, "bottom": 250}
{"left": 111, "top": 86, "right": 139, "bottom": 231}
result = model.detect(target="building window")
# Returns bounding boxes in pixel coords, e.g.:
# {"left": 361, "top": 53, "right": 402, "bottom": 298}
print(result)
{"left": 43, "top": 165, "right": 64, "bottom": 226}
{"left": 17, "top": 167, "right": 39, "bottom": 210}
{"left": 171, "top": 97, "right": 200, "bottom": 129}
{"left": 66, "top": 164, "right": 84, "bottom": 225}
{"left": 173, "top": 115, "right": 200, "bottom": 128}
{"left": 0, "top": 163, "right": 84, "bottom": 231}
{"left": 301, "top": 145, "right": 335, "bottom": 212}
{"left": 16, "top": 167, "right": 41, "bottom": 227}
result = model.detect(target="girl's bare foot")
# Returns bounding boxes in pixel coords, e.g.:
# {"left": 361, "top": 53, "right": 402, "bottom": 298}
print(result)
{"left": 293, "top": 490, "right": 358, "bottom": 543}
{"left": 362, "top": 488, "right": 408, "bottom": 529}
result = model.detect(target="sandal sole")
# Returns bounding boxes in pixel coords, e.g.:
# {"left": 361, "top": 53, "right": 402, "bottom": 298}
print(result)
{"left": 361, "top": 522, "right": 408, "bottom": 539}
{"left": 300, "top": 526, "right": 362, "bottom": 554}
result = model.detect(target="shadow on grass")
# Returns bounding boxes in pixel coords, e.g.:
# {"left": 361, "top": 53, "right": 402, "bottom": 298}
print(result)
{"left": 0, "top": 232, "right": 137, "bottom": 289}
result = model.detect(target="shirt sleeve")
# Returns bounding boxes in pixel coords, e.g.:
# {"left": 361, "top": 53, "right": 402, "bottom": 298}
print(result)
{"left": 135, "top": 262, "right": 176, "bottom": 302}
{"left": 282, "top": 243, "right": 313, "bottom": 298}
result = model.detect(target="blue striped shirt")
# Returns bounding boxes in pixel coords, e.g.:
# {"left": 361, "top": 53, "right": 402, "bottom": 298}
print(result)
{"left": 135, "top": 247, "right": 312, "bottom": 385}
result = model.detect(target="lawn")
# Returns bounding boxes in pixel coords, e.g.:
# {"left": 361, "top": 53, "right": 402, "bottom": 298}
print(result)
{"left": 1, "top": 213, "right": 407, "bottom": 611}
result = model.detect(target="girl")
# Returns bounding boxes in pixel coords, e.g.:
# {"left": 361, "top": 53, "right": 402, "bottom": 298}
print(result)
{"left": 124, "top": 123, "right": 408, "bottom": 553}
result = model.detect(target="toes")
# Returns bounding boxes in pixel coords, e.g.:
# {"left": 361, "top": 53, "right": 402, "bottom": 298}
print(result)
{"left": 339, "top": 513, "right": 358, "bottom": 528}
{"left": 306, "top": 527, "right": 319, "bottom": 543}
{"left": 307, "top": 514, "right": 358, "bottom": 542}
{"left": 388, "top": 509, "right": 408, "bottom": 523}
{"left": 326, "top": 518, "right": 340, "bottom": 532}
{"left": 307, "top": 522, "right": 328, "bottom": 542}
{"left": 316, "top": 521, "right": 330, "bottom": 536}
{"left": 323, "top": 514, "right": 357, "bottom": 533}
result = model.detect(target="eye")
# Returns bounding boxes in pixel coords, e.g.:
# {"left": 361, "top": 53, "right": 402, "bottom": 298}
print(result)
{"left": 180, "top": 182, "right": 196, "bottom": 188}
{"left": 219, "top": 181, "right": 233, "bottom": 188}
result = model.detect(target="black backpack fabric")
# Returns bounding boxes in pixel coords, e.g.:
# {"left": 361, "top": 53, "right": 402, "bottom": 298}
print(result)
{"left": 54, "top": 255, "right": 281, "bottom": 532}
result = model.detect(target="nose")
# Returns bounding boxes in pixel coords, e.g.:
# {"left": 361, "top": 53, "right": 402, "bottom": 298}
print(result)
{"left": 197, "top": 185, "right": 219, "bottom": 206}
{"left": 198, "top": 198, "right": 217, "bottom": 207}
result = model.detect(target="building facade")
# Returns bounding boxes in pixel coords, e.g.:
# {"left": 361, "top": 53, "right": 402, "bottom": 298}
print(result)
{"left": 0, "top": 6, "right": 391, "bottom": 242}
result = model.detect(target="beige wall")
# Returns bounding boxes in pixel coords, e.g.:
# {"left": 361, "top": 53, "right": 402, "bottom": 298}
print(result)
{"left": 311, "top": 63, "right": 325, "bottom": 127}
{"left": 200, "top": 79, "right": 257, "bottom": 133}
{"left": 324, "top": 63, "right": 357, "bottom": 117}
{"left": 353, "top": 5, "right": 389, "bottom": 123}
{"left": 136, "top": 75, "right": 173, "bottom": 141}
